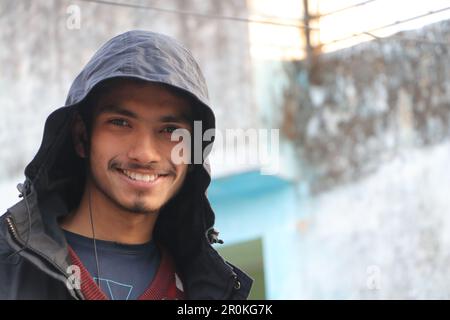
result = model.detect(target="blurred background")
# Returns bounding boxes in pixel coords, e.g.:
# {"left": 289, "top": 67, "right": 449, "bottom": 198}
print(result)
{"left": 1, "top": 0, "right": 450, "bottom": 299}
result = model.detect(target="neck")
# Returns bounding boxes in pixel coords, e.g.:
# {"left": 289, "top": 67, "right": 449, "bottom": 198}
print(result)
{"left": 59, "top": 180, "right": 159, "bottom": 245}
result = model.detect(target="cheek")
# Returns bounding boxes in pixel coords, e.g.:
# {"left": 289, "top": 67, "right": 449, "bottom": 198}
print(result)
{"left": 163, "top": 141, "right": 190, "bottom": 179}
{"left": 89, "top": 132, "right": 122, "bottom": 168}
{"left": 163, "top": 139, "right": 191, "bottom": 165}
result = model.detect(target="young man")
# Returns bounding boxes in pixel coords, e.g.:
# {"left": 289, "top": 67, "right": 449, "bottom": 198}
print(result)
{"left": 0, "top": 30, "right": 252, "bottom": 300}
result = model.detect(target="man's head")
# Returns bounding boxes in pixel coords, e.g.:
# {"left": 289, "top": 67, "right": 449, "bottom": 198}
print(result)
{"left": 72, "top": 78, "right": 194, "bottom": 214}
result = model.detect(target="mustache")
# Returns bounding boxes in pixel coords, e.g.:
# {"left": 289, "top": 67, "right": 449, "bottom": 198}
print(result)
{"left": 109, "top": 159, "right": 176, "bottom": 175}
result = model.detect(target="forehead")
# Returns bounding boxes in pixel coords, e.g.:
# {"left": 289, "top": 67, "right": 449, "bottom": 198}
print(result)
{"left": 94, "top": 79, "right": 193, "bottom": 117}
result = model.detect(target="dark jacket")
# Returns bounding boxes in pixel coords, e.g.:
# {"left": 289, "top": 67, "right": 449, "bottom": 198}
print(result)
{"left": 0, "top": 30, "right": 252, "bottom": 300}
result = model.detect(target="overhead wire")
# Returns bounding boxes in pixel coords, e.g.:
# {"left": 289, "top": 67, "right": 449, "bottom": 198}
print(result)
{"left": 76, "top": 0, "right": 317, "bottom": 30}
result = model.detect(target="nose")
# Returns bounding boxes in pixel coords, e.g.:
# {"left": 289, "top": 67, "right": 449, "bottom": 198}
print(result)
{"left": 126, "top": 131, "right": 162, "bottom": 164}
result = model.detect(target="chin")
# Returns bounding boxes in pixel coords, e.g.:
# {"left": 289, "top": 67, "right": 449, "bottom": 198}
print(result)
{"left": 120, "top": 197, "right": 166, "bottom": 214}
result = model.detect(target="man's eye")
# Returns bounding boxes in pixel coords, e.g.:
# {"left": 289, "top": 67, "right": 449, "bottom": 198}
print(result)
{"left": 109, "top": 119, "right": 130, "bottom": 127}
{"left": 161, "top": 126, "right": 178, "bottom": 134}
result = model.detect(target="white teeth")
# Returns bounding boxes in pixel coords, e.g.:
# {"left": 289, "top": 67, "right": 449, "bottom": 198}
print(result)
{"left": 122, "top": 170, "right": 158, "bottom": 182}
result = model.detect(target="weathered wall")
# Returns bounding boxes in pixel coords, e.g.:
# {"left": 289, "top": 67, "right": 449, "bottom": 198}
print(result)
{"left": 281, "top": 19, "right": 450, "bottom": 193}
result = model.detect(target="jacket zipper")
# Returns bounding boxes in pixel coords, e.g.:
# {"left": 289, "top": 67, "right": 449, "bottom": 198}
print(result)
{"left": 5, "top": 215, "right": 83, "bottom": 300}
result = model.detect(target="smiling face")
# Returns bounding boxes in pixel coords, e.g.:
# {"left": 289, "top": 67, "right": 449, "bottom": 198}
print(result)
{"left": 75, "top": 80, "right": 193, "bottom": 214}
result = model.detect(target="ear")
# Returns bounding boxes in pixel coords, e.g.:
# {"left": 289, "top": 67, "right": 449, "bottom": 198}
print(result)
{"left": 71, "top": 112, "right": 89, "bottom": 158}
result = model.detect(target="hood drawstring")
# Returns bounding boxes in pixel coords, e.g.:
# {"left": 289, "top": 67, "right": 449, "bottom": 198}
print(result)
{"left": 206, "top": 227, "right": 224, "bottom": 245}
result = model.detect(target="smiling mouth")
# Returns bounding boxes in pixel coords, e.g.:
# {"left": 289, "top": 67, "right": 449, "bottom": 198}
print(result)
{"left": 116, "top": 168, "right": 169, "bottom": 183}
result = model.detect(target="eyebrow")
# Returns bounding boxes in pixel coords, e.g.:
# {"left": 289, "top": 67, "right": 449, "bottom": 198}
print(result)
{"left": 98, "top": 104, "right": 192, "bottom": 123}
{"left": 98, "top": 104, "right": 138, "bottom": 118}
{"left": 159, "top": 114, "right": 192, "bottom": 124}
